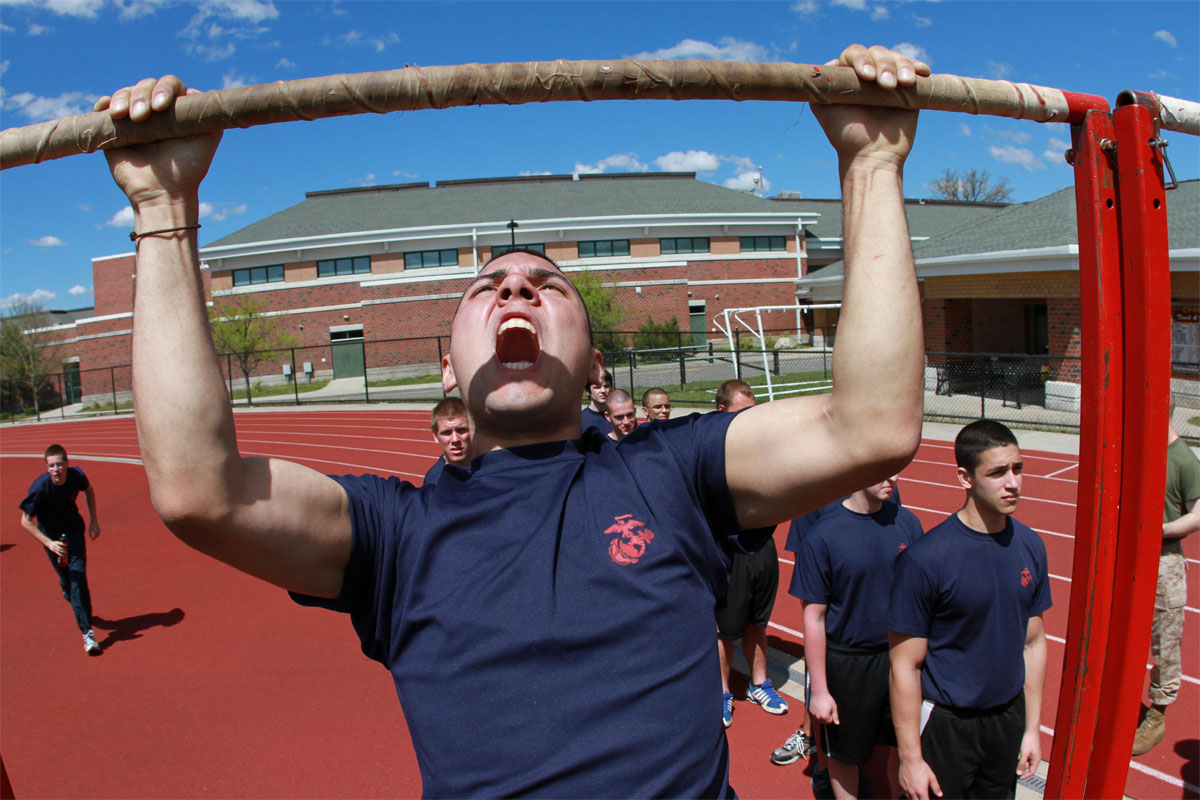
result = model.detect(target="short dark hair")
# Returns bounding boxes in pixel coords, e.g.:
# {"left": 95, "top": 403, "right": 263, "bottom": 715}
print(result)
{"left": 607, "top": 389, "right": 633, "bottom": 407}
{"left": 642, "top": 388, "right": 668, "bottom": 408}
{"left": 430, "top": 397, "right": 467, "bottom": 432}
{"left": 44, "top": 444, "right": 68, "bottom": 461}
{"left": 955, "top": 419, "right": 1019, "bottom": 473}
{"left": 715, "top": 380, "right": 754, "bottom": 410}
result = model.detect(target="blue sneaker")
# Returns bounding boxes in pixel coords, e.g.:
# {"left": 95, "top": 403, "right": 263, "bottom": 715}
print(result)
{"left": 746, "top": 678, "right": 789, "bottom": 714}
{"left": 722, "top": 691, "right": 734, "bottom": 728}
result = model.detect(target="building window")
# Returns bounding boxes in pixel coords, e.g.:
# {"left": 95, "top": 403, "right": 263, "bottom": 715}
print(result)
{"left": 740, "top": 236, "right": 786, "bottom": 252}
{"left": 660, "top": 237, "right": 709, "bottom": 255}
{"left": 403, "top": 249, "right": 459, "bottom": 269}
{"left": 317, "top": 256, "right": 372, "bottom": 277}
{"left": 578, "top": 239, "right": 630, "bottom": 258}
{"left": 232, "top": 264, "right": 285, "bottom": 287}
{"left": 492, "top": 243, "right": 545, "bottom": 257}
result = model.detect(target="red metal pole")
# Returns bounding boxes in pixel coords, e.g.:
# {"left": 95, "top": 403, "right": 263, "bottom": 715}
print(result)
{"left": 1045, "top": 109, "right": 1124, "bottom": 799}
{"left": 1083, "top": 96, "right": 1173, "bottom": 798}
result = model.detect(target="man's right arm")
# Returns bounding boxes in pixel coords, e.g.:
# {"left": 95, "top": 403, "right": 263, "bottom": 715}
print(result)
{"left": 20, "top": 512, "right": 62, "bottom": 554}
{"left": 803, "top": 602, "right": 838, "bottom": 725}
{"left": 890, "top": 632, "right": 941, "bottom": 799}
{"left": 98, "top": 78, "right": 351, "bottom": 598}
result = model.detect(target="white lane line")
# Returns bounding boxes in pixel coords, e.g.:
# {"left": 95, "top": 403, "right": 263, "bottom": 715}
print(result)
{"left": 910, "top": 457, "right": 1079, "bottom": 483}
{"left": 1044, "top": 463, "right": 1079, "bottom": 478}
{"left": 920, "top": 441, "right": 1079, "bottom": 464}
{"left": 900, "top": 477, "right": 1078, "bottom": 507}
{"left": 1036, "top": 724, "right": 1200, "bottom": 793}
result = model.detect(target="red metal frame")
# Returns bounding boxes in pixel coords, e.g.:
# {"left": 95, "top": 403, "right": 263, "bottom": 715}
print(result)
{"left": 1046, "top": 94, "right": 1174, "bottom": 798}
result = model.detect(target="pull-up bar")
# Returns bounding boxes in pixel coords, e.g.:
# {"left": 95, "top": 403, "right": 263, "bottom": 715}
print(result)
{"left": 2, "top": 58, "right": 1197, "bottom": 170}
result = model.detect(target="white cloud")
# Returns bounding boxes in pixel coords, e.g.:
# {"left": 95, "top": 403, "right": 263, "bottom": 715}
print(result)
{"left": 654, "top": 150, "right": 721, "bottom": 173}
{"left": 1147, "top": 69, "right": 1176, "bottom": 80}
{"left": 791, "top": 0, "right": 819, "bottom": 15}
{"left": 912, "top": 14, "right": 932, "bottom": 27}
{"left": 723, "top": 160, "right": 769, "bottom": 194}
{"left": 871, "top": 5, "right": 889, "bottom": 20}
{"left": 573, "top": 153, "right": 649, "bottom": 175}
{"left": 4, "top": 289, "right": 57, "bottom": 307}
{"left": 392, "top": 169, "right": 420, "bottom": 179}
{"left": 181, "top": 0, "right": 278, "bottom": 60}
{"left": 959, "top": 123, "right": 972, "bottom": 137}
{"left": 833, "top": 0, "right": 867, "bottom": 9}
{"left": 1043, "top": 136, "right": 1071, "bottom": 163}
{"left": 221, "top": 71, "right": 253, "bottom": 89}
{"left": 632, "top": 37, "right": 768, "bottom": 62}
{"left": 29, "top": 235, "right": 66, "bottom": 248}
{"left": 3, "top": 89, "right": 97, "bottom": 123}
{"left": 113, "top": 0, "right": 168, "bottom": 21}
{"left": 186, "top": 41, "right": 236, "bottom": 60}
{"left": 199, "top": 201, "right": 248, "bottom": 221}
{"left": 106, "top": 206, "right": 136, "bottom": 228}
{"left": 370, "top": 32, "right": 400, "bottom": 52}
{"left": 276, "top": 57, "right": 295, "bottom": 69}
{"left": 4, "top": 0, "right": 105, "bottom": 18}
{"left": 68, "top": 284, "right": 88, "bottom": 296}
{"left": 351, "top": 173, "right": 377, "bottom": 187}
{"left": 1153, "top": 29, "right": 1177, "bottom": 48}
{"left": 989, "top": 145, "right": 1041, "bottom": 171}
{"left": 891, "top": 42, "right": 930, "bottom": 64}
{"left": 519, "top": 170, "right": 553, "bottom": 177}
{"left": 28, "top": 23, "right": 51, "bottom": 35}
{"left": 985, "top": 125, "right": 1031, "bottom": 144}
{"left": 986, "top": 61, "right": 1012, "bottom": 80}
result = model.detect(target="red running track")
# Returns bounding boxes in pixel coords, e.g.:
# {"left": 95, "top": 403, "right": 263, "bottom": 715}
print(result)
{"left": 1, "top": 409, "right": 1196, "bottom": 798}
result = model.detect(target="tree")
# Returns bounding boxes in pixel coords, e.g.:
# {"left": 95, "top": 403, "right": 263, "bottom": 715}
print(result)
{"left": 929, "top": 168, "right": 1014, "bottom": 203}
{"left": 633, "top": 315, "right": 685, "bottom": 355}
{"left": 570, "top": 268, "right": 628, "bottom": 352}
{"left": 209, "top": 294, "right": 296, "bottom": 405}
{"left": 0, "top": 299, "right": 59, "bottom": 419}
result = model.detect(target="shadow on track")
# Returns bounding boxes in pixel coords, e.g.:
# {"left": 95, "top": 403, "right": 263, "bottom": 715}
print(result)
{"left": 91, "top": 608, "right": 185, "bottom": 651}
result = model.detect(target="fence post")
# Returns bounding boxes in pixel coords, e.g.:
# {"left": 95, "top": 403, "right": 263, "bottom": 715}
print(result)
{"left": 437, "top": 336, "right": 447, "bottom": 398}
{"left": 110, "top": 367, "right": 118, "bottom": 414}
{"left": 678, "top": 347, "right": 686, "bottom": 385}
{"left": 626, "top": 352, "right": 634, "bottom": 394}
{"left": 60, "top": 372, "right": 66, "bottom": 418}
{"left": 773, "top": 350, "right": 780, "bottom": 376}
{"left": 362, "top": 341, "right": 371, "bottom": 404}
{"left": 734, "top": 331, "right": 742, "bottom": 380}
{"left": 291, "top": 348, "right": 300, "bottom": 405}
{"left": 226, "top": 354, "right": 234, "bottom": 402}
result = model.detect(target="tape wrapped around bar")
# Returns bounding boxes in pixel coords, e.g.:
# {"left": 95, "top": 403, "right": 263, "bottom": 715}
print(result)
{"left": 0, "top": 58, "right": 1143, "bottom": 171}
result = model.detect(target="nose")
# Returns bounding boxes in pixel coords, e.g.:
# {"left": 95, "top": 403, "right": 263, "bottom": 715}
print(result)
{"left": 497, "top": 271, "right": 540, "bottom": 306}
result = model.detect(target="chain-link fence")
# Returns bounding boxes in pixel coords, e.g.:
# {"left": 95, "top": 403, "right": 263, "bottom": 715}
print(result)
{"left": 5, "top": 327, "right": 1198, "bottom": 437}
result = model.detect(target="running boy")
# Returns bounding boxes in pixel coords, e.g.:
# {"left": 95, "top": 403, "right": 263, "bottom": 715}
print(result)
{"left": 19, "top": 444, "right": 103, "bottom": 655}
{"left": 889, "top": 420, "right": 1050, "bottom": 799}
{"left": 97, "top": 44, "right": 927, "bottom": 796}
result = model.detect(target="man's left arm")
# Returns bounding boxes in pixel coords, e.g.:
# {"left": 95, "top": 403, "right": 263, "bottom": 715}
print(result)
{"left": 1018, "top": 613, "right": 1047, "bottom": 779}
{"left": 1163, "top": 497, "right": 1199, "bottom": 539}
{"left": 84, "top": 485, "right": 101, "bottom": 539}
{"left": 726, "top": 45, "right": 927, "bottom": 529}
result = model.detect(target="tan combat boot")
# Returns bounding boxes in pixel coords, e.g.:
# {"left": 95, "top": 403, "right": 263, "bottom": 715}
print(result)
{"left": 1131, "top": 707, "right": 1166, "bottom": 756}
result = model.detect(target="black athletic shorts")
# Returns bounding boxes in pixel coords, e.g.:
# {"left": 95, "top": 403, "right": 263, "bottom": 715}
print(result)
{"left": 716, "top": 539, "right": 779, "bottom": 639}
{"left": 820, "top": 640, "right": 896, "bottom": 766}
{"left": 921, "top": 691, "right": 1025, "bottom": 799}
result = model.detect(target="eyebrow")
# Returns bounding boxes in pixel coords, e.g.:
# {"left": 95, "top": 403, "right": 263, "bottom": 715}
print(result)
{"left": 468, "top": 266, "right": 565, "bottom": 290}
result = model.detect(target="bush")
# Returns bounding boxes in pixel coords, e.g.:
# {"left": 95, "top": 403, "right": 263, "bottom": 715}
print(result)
{"left": 633, "top": 316, "right": 685, "bottom": 352}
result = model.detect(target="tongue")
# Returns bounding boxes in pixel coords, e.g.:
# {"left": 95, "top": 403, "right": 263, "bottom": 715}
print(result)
{"left": 496, "top": 326, "right": 539, "bottom": 367}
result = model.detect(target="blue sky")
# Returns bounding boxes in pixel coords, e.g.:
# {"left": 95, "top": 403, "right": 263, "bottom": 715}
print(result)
{"left": 1, "top": 0, "right": 1196, "bottom": 311}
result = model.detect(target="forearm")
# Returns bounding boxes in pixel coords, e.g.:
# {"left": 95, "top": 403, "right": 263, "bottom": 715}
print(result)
{"left": 1023, "top": 633, "right": 1047, "bottom": 735}
{"left": 804, "top": 607, "right": 830, "bottom": 694}
{"left": 830, "top": 163, "right": 923, "bottom": 467}
{"left": 1163, "top": 508, "right": 1200, "bottom": 538}
{"left": 20, "top": 515, "right": 52, "bottom": 547}
{"left": 131, "top": 196, "right": 244, "bottom": 523}
{"left": 84, "top": 487, "right": 99, "bottom": 522}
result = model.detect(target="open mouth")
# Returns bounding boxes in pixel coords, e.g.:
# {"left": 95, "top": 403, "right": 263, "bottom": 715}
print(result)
{"left": 496, "top": 317, "right": 540, "bottom": 370}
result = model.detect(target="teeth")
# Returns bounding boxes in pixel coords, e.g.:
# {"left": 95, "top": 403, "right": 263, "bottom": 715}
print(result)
{"left": 502, "top": 361, "right": 534, "bottom": 370}
{"left": 499, "top": 318, "right": 536, "bottom": 335}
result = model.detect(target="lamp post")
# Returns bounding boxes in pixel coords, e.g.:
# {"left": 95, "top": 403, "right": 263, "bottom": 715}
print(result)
{"left": 506, "top": 219, "right": 518, "bottom": 250}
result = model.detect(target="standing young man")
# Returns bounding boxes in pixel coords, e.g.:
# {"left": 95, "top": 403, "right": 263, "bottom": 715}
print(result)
{"left": 581, "top": 368, "right": 614, "bottom": 434}
{"left": 796, "top": 477, "right": 922, "bottom": 798}
{"left": 19, "top": 445, "right": 103, "bottom": 655}
{"left": 603, "top": 389, "right": 638, "bottom": 442}
{"left": 641, "top": 387, "right": 672, "bottom": 421}
{"left": 97, "top": 44, "right": 927, "bottom": 796}
{"left": 424, "top": 397, "right": 472, "bottom": 483}
{"left": 714, "top": 380, "right": 788, "bottom": 728}
{"left": 1132, "top": 394, "right": 1200, "bottom": 754}
{"left": 889, "top": 420, "right": 1050, "bottom": 800}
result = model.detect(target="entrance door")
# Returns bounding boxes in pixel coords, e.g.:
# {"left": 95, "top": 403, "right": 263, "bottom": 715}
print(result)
{"left": 689, "top": 301, "right": 707, "bottom": 348}
{"left": 330, "top": 328, "right": 365, "bottom": 380}
{"left": 62, "top": 361, "right": 82, "bottom": 404}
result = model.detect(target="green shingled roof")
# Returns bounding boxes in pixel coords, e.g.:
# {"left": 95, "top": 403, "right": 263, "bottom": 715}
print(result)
{"left": 207, "top": 173, "right": 791, "bottom": 247}
{"left": 770, "top": 196, "right": 1009, "bottom": 243}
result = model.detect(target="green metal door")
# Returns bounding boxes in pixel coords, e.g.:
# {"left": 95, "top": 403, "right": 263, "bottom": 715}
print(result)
{"left": 331, "top": 338, "right": 365, "bottom": 379}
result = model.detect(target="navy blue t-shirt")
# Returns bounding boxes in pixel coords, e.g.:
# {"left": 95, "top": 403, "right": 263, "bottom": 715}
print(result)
{"left": 19, "top": 467, "right": 89, "bottom": 535}
{"left": 794, "top": 501, "right": 924, "bottom": 648}
{"left": 294, "top": 413, "right": 740, "bottom": 798}
{"left": 580, "top": 406, "right": 610, "bottom": 436}
{"left": 889, "top": 513, "right": 1052, "bottom": 709}
{"left": 784, "top": 486, "right": 902, "bottom": 555}
{"left": 421, "top": 455, "right": 446, "bottom": 484}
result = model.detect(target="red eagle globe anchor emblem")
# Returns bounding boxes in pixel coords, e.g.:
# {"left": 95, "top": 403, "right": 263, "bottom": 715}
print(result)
{"left": 604, "top": 514, "right": 656, "bottom": 565}
{"left": 1020, "top": 567, "right": 1033, "bottom": 587}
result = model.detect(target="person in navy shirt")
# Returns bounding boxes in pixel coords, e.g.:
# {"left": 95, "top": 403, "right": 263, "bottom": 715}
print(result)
{"left": 713, "top": 381, "right": 789, "bottom": 728}
{"left": 580, "top": 368, "right": 613, "bottom": 435}
{"left": 796, "top": 477, "right": 921, "bottom": 798}
{"left": 603, "top": 389, "right": 638, "bottom": 441}
{"left": 889, "top": 420, "right": 1051, "bottom": 800}
{"left": 423, "top": 397, "right": 472, "bottom": 484}
{"left": 18, "top": 444, "right": 103, "bottom": 655}
{"left": 97, "top": 44, "right": 929, "bottom": 797}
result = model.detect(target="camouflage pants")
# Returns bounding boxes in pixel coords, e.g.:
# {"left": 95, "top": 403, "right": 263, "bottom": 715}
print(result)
{"left": 1149, "top": 553, "right": 1187, "bottom": 706}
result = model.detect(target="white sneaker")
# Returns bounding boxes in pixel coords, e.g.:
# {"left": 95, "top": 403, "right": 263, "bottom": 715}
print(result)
{"left": 83, "top": 630, "right": 101, "bottom": 656}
